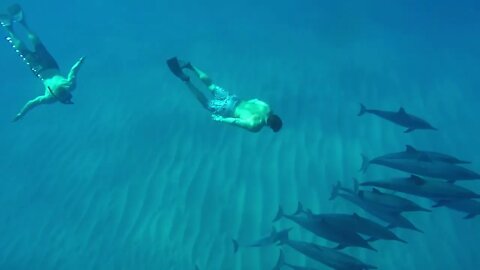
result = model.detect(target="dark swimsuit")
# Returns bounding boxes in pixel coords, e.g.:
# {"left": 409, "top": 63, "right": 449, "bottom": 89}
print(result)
{"left": 7, "top": 37, "right": 59, "bottom": 79}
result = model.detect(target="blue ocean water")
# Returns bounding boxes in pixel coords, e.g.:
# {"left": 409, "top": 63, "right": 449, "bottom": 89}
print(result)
{"left": 1, "top": 0, "right": 480, "bottom": 269}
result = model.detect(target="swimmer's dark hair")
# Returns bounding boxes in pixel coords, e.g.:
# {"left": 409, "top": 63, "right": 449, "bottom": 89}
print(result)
{"left": 267, "top": 114, "right": 282, "bottom": 132}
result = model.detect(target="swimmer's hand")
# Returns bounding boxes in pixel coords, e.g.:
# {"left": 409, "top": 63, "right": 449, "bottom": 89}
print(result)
{"left": 12, "top": 113, "right": 22, "bottom": 122}
{"left": 211, "top": 115, "right": 224, "bottom": 122}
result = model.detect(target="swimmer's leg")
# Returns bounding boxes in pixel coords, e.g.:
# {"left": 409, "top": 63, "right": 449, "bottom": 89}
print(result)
{"left": 182, "top": 63, "right": 214, "bottom": 88}
{"left": 185, "top": 81, "right": 210, "bottom": 110}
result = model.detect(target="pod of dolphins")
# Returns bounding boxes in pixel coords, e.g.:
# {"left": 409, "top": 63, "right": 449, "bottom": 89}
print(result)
{"left": 210, "top": 105, "right": 479, "bottom": 269}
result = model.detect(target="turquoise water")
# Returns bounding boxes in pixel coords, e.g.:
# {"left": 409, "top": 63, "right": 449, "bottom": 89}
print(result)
{"left": 1, "top": 1, "right": 480, "bottom": 269}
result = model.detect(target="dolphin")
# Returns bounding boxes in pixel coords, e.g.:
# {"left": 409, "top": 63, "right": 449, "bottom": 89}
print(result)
{"left": 341, "top": 179, "right": 430, "bottom": 213}
{"left": 330, "top": 182, "right": 423, "bottom": 233}
{"left": 361, "top": 175, "right": 480, "bottom": 200}
{"left": 361, "top": 154, "right": 480, "bottom": 182}
{"left": 232, "top": 227, "right": 291, "bottom": 253}
{"left": 272, "top": 249, "right": 319, "bottom": 270}
{"left": 355, "top": 185, "right": 431, "bottom": 213}
{"left": 358, "top": 104, "right": 436, "bottom": 133}
{"left": 278, "top": 231, "right": 378, "bottom": 270}
{"left": 433, "top": 199, "right": 480, "bottom": 219}
{"left": 294, "top": 202, "right": 407, "bottom": 244}
{"left": 381, "top": 145, "right": 470, "bottom": 164}
{"left": 273, "top": 206, "right": 376, "bottom": 251}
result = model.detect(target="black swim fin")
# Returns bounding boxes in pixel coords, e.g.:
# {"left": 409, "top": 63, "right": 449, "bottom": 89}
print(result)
{"left": 167, "top": 57, "right": 190, "bottom": 82}
{"left": 7, "top": 4, "right": 24, "bottom": 24}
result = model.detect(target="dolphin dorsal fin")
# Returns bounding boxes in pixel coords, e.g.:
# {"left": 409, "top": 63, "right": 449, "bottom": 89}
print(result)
{"left": 410, "top": 175, "right": 425, "bottom": 185}
{"left": 398, "top": 107, "right": 407, "bottom": 114}
{"left": 405, "top": 145, "right": 417, "bottom": 153}
{"left": 372, "top": 188, "right": 382, "bottom": 194}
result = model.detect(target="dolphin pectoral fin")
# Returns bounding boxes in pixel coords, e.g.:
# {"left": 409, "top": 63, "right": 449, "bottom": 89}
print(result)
{"left": 334, "top": 244, "right": 346, "bottom": 250}
{"left": 404, "top": 128, "right": 415, "bottom": 133}
{"left": 447, "top": 179, "right": 456, "bottom": 184}
{"left": 464, "top": 213, "right": 477, "bottom": 219}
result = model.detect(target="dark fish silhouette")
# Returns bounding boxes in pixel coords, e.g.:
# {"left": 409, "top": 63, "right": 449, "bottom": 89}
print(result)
{"left": 277, "top": 231, "right": 378, "bottom": 270}
{"left": 358, "top": 104, "right": 436, "bottom": 133}
{"left": 294, "top": 202, "right": 407, "bottom": 244}
{"left": 433, "top": 199, "right": 480, "bottom": 219}
{"left": 330, "top": 182, "right": 423, "bottom": 233}
{"left": 232, "top": 227, "right": 290, "bottom": 253}
{"left": 273, "top": 206, "right": 376, "bottom": 251}
{"left": 382, "top": 145, "right": 470, "bottom": 164}
{"left": 272, "top": 249, "right": 319, "bottom": 270}
{"left": 361, "top": 154, "right": 480, "bottom": 182}
{"left": 361, "top": 175, "right": 480, "bottom": 200}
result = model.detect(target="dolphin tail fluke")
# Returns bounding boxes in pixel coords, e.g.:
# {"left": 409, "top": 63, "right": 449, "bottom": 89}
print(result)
{"left": 294, "top": 201, "right": 305, "bottom": 215}
{"left": 272, "top": 250, "right": 285, "bottom": 270}
{"left": 329, "top": 182, "right": 341, "bottom": 200}
{"left": 232, "top": 239, "right": 239, "bottom": 254}
{"left": 358, "top": 103, "right": 367, "bottom": 116}
{"left": 360, "top": 154, "right": 370, "bottom": 173}
{"left": 273, "top": 206, "right": 284, "bottom": 222}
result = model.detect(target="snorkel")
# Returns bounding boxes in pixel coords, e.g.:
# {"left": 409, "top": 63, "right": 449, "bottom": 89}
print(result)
{"left": 48, "top": 86, "right": 74, "bottom": 104}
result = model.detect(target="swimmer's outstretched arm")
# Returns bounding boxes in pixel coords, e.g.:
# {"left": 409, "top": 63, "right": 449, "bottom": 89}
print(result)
{"left": 211, "top": 115, "right": 257, "bottom": 130}
{"left": 13, "top": 95, "right": 51, "bottom": 122}
{"left": 67, "top": 56, "right": 85, "bottom": 83}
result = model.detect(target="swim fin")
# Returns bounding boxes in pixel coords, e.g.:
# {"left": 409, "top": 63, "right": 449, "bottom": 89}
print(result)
{"left": 167, "top": 57, "right": 191, "bottom": 82}
{"left": 7, "top": 4, "right": 24, "bottom": 24}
